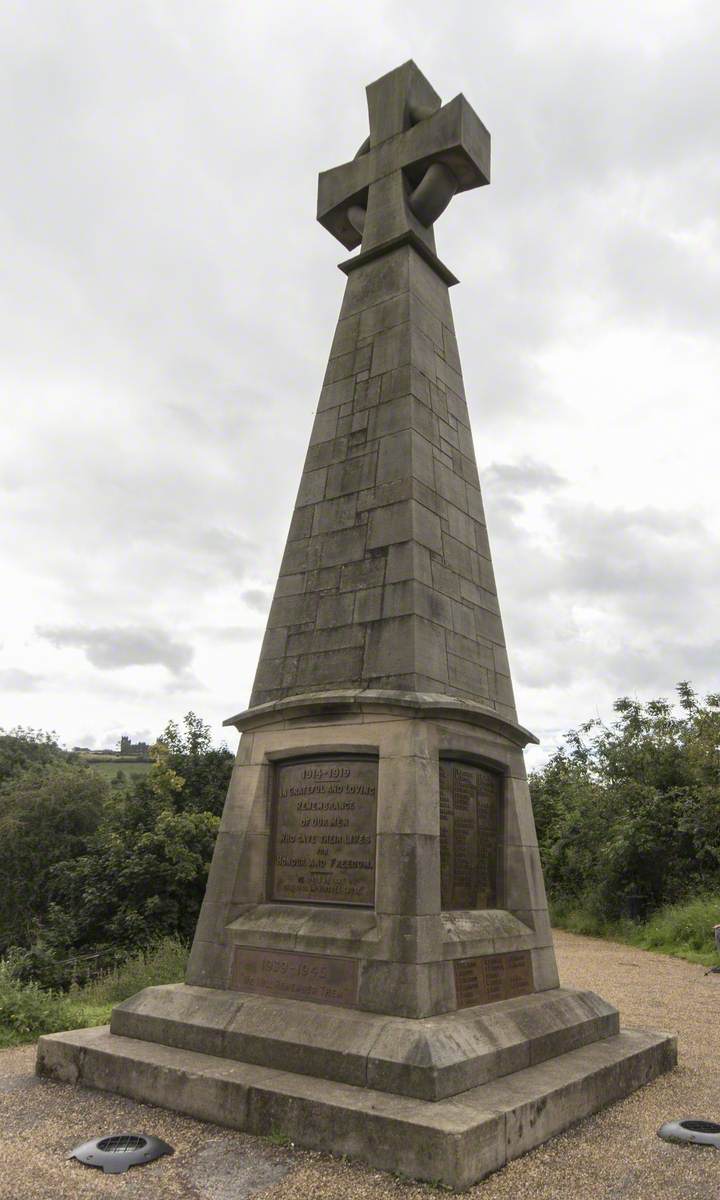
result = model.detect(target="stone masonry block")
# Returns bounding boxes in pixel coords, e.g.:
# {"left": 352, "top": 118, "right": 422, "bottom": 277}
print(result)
{"left": 374, "top": 914, "right": 444, "bottom": 963}
{"left": 505, "top": 845, "right": 549, "bottom": 913}
{"left": 319, "top": 526, "right": 367, "bottom": 567}
{"left": 448, "top": 654, "right": 490, "bottom": 698}
{"left": 370, "top": 322, "right": 411, "bottom": 377}
{"left": 413, "top": 614, "right": 449, "bottom": 685}
{"left": 339, "top": 556, "right": 386, "bottom": 591}
{"left": 504, "top": 777, "right": 540, "bottom": 849}
{"left": 441, "top": 531, "right": 474, "bottom": 579}
{"left": 295, "top": 646, "right": 364, "bottom": 688}
{"left": 434, "top": 459, "right": 468, "bottom": 510}
{"left": 411, "top": 326, "right": 438, "bottom": 381}
{"left": 369, "top": 394, "right": 437, "bottom": 446}
{"left": 409, "top": 251, "right": 454, "bottom": 325}
{"left": 318, "top": 377, "right": 355, "bottom": 411}
{"left": 316, "top": 593, "right": 355, "bottom": 628}
{"left": 447, "top": 629, "right": 494, "bottom": 668}
{"left": 374, "top": 830, "right": 441, "bottom": 912}
{"left": 220, "top": 763, "right": 270, "bottom": 836}
{"left": 287, "top": 624, "right": 365, "bottom": 655}
{"left": 304, "top": 436, "right": 349, "bottom": 471}
{"left": 382, "top": 580, "right": 453, "bottom": 629}
{"left": 386, "top": 541, "right": 432, "bottom": 585}
{"left": 296, "top": 468, "right": 327, "bottom": 507}
{"left": 266, "top": 594, "right": 318, "bottom": 630}
{"left": 305, "top": 566, "right": 341, "bottom": 593}
{"left": 325, "top": 452, "right": 377, "bottom": 499}
{"left": 354, "top": 586, "right": 383, "bottom": 623}
{"left": 274, "top": 573, "right": 305, "bottom": 598}
{"left": 530, "top": 945, "right": 561, "bottom": 992}
{"left": 358, "top": 292, "right": 410, "bottom": 339}
{"left": 450, "top": 600, "right": 476, "bottom": 639}
{"left": 309, "top": 408, "right": 339, "bottom": 445}
{"left": 431, "top": 560, "right": 462, "bottom": 601}
{"left": 366, "top": 499, "right": 413, "bottom": 548}
{"left": 329, "top": 313, "right": 359, "bottom": 358}
{"left": 339, "top": 249, "right": 409, "bottom": 317}
{"left": 447, "top": 503, "right": 478, "bottom": 549}
{"left": 363, "top": 615, "right": 417, "bottom": 677}
{"left": 376, "top": 754, "right": 439, "bottom": 835}
{"left": 409, "top": 292, "right": 443, "bottom": 349}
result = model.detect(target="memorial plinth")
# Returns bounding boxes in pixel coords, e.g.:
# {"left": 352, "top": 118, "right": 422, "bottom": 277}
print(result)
{"left": 37, "top": 61, "right": 676, "bottom": 1190}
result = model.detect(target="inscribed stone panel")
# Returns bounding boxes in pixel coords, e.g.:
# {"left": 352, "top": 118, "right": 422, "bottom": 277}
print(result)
{"left": 270, "top": 757, "right": 377, "bottom": 906}
{"left": 439, "top": 760, "right": 501, "bottom": 910}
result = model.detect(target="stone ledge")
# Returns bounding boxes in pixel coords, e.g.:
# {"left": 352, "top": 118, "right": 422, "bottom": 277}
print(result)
{"left": 36, "top": 1024, "right": 677, "bottom": 1190}
{"left": 106, "top": 983, "right": 621, "bottom": 1100}
{"left": 224, "top": 689, "right": 538, "bottom": 747}
{"left": 337, "top": 231, "right": 460, "bottom": 288}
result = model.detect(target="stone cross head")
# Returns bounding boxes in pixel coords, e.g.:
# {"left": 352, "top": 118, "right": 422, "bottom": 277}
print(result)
{"left": 317, "top": 60, "right": 490, "bottom": 259}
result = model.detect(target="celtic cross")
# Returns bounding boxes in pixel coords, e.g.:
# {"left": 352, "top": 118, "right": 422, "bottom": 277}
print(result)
{"left": 317, "top": 61, "right": 490, "bottom": 263}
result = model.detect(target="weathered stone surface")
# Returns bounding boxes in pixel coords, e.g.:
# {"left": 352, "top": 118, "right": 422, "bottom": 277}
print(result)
{"left": 109, "top": 982, "right": 623, "bottom": 1101}
{"left": 37, "top": 1025, "right": 677, "bottom": 1191}
{"left": 248, "top": 235, "right": 516, "bottom": 717}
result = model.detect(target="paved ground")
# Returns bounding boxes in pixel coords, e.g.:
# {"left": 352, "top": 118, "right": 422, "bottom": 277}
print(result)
{"left": 2, "top": 930, "right": 719, "bottom": 1199}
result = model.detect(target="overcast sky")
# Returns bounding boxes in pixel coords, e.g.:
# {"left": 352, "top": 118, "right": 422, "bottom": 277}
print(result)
{"left": 2, "top": 0, "right": 718, "bottom": 765}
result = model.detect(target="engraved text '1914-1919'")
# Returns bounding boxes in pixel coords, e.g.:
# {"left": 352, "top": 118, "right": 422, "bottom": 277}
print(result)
{"left": 270, "top": 757, "right": 377, "bottom": 906}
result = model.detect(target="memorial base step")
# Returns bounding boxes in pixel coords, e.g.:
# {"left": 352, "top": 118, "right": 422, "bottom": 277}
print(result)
{"left": 109, "top": 982, "right": 621, "bottom": 1101}
{"left": 37, "top": 1025, "right": 676, "bottom": 1191}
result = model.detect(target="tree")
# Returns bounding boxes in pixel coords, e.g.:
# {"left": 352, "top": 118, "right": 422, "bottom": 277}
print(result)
{"left": 29, "top": 714, "right": 230, "bottom": 983}
{"left": 0, "top": 726, "right": 64, "bottom": 787}
{"left": 0, "top": 762, "right": 108, "bottom": 952}
{"left": 530, "top": 684, "right": 720, "bottom": 922}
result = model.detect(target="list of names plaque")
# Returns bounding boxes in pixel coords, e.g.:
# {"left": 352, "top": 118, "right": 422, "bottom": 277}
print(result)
{"left": 454, "top": 951, "right": 533, "bottom": 1008}
{"left": 270, "top": 757, "right": 377, "bottom": 906}
{"left": 439, "top": 760, "right": 501, "bottom": 910}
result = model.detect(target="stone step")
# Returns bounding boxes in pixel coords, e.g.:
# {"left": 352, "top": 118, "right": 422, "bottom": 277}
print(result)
{"left": 37, "top": 1024, "right": 676, "bottom": 1191}
{"left": 110, "top": 982, "right": 620, "bottom": 1100}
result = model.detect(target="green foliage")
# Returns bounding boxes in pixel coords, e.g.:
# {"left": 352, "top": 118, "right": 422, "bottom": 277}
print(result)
{"left": 0, "top": 762, "right": 108, "bottom": 952}
{"left": 160, "top": 712, "right": 234, "bottom": 818}
{"left": 551, "top": 894, "right": 720, "bottom": 966}
{"left": 532, "top": 684, "right": 720, "bottom": 925}
{"left": 42, "top": 806, "right": 219, "bottom": 979}
{"left": 0, "top": 713, "right": 232, "bottom": 989}
{"left": 0, "top": 954, "right": 79, "bottom": 1044}
{"left": 265, "top": 1129, "right": 294, "bottom": 1148}
{"left": 0, "top": 936, "right": 188, "bottom": 1047}
{"left": 0, "top": 726, "right": 64, "bottom": 785}
{"left": 72, "top": 936, "right": 188, "bottom": 1007}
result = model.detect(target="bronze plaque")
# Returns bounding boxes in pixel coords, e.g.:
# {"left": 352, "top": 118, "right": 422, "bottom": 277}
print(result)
{"left": 440, "top": 760, "right": 501, "bottom": 910}
{"left": 232, "top": 947, "right": 358, "bottom": 1006}
{"left": 454, "top": 951, "right": 534, "bottom": 1008}
{"left": 270, "top": 756, "right": 377, "bottom": 906}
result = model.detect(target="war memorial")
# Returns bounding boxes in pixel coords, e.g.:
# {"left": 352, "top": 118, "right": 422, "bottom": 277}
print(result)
{"left": 37, "top": 62, "right": 676, "bottom": 1190}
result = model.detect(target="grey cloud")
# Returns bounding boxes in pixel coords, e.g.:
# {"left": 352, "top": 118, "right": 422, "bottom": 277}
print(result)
{"left": 484, "top": 459, "right": 568, "bottom": 494}
{"left": 38, "top": 626, "right": 194, "bottom": 676}
{"left": 2, "top": 2, "right": 718, "bottom": 756}
{"left": 0, "top": 668, "right": 44, "bottom": 692}
{"left": 199, "top": 625, "right": 265, "bottom": 643}
{"left": 604, "top": 222, "right": 720, "bottom": 332}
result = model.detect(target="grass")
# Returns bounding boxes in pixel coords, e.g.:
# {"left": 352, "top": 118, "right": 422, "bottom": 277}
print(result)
{"left": 86, "top": 759, "right": 151, "bottom": 782}
{"left": 0, "top": 936, "right": 188, "bottom": 1049}
{"left": 551, "top": 893, "right": 720, "bottom": 967}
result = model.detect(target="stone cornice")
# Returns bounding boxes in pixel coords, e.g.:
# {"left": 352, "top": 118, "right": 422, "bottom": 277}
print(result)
{"left": 224, "top": 688, "right": 538, "bottom": 747}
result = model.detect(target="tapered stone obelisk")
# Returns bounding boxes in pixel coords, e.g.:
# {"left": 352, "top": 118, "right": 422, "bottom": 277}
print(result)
{"left": 38, "top": 62, "right": 676, "bottom": 1190}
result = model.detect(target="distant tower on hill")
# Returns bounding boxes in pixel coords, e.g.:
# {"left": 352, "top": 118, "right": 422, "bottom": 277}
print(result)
{"left": 119, "top": 736, "right": 151, "bottom": 757}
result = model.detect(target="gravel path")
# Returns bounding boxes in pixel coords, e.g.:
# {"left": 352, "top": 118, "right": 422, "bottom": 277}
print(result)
{"left": 2, "top": 930, "right": 719, "bottom": 1199}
